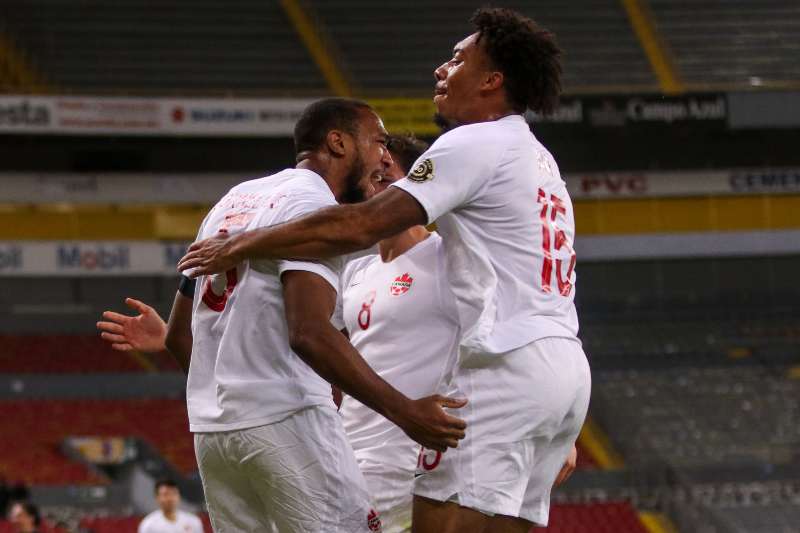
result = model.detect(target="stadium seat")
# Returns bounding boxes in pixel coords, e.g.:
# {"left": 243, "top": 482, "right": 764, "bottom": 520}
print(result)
{"left": 0, "top": 335, "right": 180, "bottom": 373}
{"left": 0, "top": 399, "right": 195, "bottom": 485}
{"left": 532, "top": 501, "right": 648, "bottom": 532}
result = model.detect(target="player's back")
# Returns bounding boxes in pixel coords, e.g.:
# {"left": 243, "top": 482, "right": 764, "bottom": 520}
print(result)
{"left": 393, "top": 115, "right": 578, "bottom": 356}
{"left": 186, "top": 169, "right": 341, "bottom": 433}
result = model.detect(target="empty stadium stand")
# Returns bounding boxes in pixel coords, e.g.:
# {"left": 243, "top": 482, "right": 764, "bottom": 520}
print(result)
{"left": 592, "top": 366, "right": 800, "bottom": 468}
{"left": 0, "top": 399, "right": 195, "bottom": 485}
{"left": 0, "top": 0, "right": 660, "bottom": 95}
{"left": 535, "top": 502, "right": 649, "bottom": 532}
{"left": 0, "top": 0, "right": 327, "bottom": 94}
{"left": 306, "top": 0, "right": 658, "bottom": 94}
{"left": 0, "top": 335, "right": 179, "bottom": 373}
{"left": 650, "top": 0, "right": 800, "bottom": 88}
{"left": 0, "top": 503, "right": 644, "bottom": 533}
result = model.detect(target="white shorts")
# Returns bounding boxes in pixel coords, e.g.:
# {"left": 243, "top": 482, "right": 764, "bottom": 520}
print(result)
{"left": 361, "top": 463, "right": 413, "bottom": 533}
{"left": 195, "top": 405, "right": 382, "bottom": 533}
{"left": 413, "top": 337, "right": 591, "bottom": 527}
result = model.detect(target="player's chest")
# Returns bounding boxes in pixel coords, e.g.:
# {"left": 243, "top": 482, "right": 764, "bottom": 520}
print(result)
{"left": 343, "top": 260, "right": 438, "bottom": 334}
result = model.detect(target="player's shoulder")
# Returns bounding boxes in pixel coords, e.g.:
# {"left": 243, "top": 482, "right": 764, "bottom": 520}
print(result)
{"left": 277, "top": 169, "right": 336, "bottom": 203}
{"left": 178, "top": 510, "right": 203, "bottom": 525}
{"left": 342, "top": 253, "right": 380, "bottom": 285}
{"left": 439, "top": 115, "right": 525, "bottom": 142}
{"left": 429, "top": 116, "right": 525, "bottom": 160}
{"left": 138, "top": 511, "right": 159, "bottom": 527}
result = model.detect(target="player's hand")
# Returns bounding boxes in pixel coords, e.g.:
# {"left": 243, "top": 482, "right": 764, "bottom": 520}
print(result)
{"left": 96, "top": 298, "right": 167, "bottom": 353}
{"left": 177, "top": 233, "right": 238, "bottom": 278}
{"left": 553, "top": 444, "right": 578, "bottom": 487}
{"left": 396, "top": 395, "right": 467, "bottom": 452}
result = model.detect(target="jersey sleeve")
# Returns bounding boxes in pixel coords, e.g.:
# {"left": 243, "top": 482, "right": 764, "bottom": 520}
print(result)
{"left": 270, "top": 190, "right": 344, "bottom": 292}
{"left": 390, "top": 125, "right": 499, "bottom": 224}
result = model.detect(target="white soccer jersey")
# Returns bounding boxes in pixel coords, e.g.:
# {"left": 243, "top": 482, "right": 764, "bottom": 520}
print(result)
{"left": 338, "top": 233, "right": 460, "bottom": 472}
{"left": 392, "top": 115, "right": 579, "bottom": 356}
{"left": 186, "top": 169, "right": 343, "bottom": 433}
{"left": 138, "top": 510, "right": 203, "bottom": 533}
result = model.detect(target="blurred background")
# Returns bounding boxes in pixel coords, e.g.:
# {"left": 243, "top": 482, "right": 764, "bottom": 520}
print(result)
{"left": 0, "top": 1, "right": 799, "bottom": 532}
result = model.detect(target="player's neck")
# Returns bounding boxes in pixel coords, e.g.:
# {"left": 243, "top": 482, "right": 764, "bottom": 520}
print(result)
{"left": 295, "top": 157, "right": 348, "bottom": 202}
{"left": 455, "top": 100, "right": 518, "bottom": 126}
{"left": 379, "top": 226, "right": 430, "bottom": 262}
{"left": 162, "top": 509, "right": 177, "bottom": 522}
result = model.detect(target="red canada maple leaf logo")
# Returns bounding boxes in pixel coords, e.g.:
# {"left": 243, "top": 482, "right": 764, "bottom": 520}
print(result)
{"left": 390, "top": 272, "right": 413, "bottom": 296}
{"left": 367, "top": 508, "right": 382, "bottom": 531}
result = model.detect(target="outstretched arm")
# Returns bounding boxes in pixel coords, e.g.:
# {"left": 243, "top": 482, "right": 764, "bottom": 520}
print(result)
{"left": 179, "top": 187, "right": 426, "bottom": 277}
{"left": 97, "top": 278, "right": 195, "bottom": 373}
{"left": 282, "top": 269, "right": 466, "bottom": 452}
{"left": 163, "top": 291, "right": 193, "bottom": 373}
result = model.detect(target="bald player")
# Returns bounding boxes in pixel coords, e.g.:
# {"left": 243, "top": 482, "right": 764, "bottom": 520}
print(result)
{"left": 101, "top": 98, "right": 466, "bottom": 533}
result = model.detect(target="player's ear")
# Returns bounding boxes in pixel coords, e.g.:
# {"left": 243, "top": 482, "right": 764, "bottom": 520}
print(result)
{"left": 482, "top": 70, "right": 504, "bottom": 93}
{"left": 326, "top": 129, "right": 348, "bottom": 158}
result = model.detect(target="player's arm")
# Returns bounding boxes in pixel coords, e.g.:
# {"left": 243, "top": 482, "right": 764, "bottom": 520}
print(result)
{"left": 97, "top": 276, "right": 195, "bottom": 374}
{"left": 282, "top": 269, "right": 466, "bottom": 452}
{"left": 554, "top": 444, "right": 578, "bottom": 487}
{"left": 178, "top": 188, "right": 426, "bottom": 277}
{"left": 97, "top": 298, "right": 168, "bottom": 354}
{"left": 163, "top": 289, "right": 193, "bottom": 374}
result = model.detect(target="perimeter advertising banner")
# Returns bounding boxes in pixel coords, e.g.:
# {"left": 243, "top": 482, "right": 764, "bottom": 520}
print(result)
{"left": 0, "top": 95, "right": 316, "bottom": 136}
{"left": 0, "top": 93, "right": 731, "bottom": 137}
{"left": 1, "top": 168, "right": 797, "bottom": 204}
{"left": 3, "top": 231, "right": 800, "bottom": 274}
{"left": 0, "top": 241, "right": 190, "bottom": 276}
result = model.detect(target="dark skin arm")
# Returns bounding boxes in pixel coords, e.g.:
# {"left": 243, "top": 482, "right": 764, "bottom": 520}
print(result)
{"left": 282, "top": 269, "right": 466, "bottom": 452}
{"left": 164, "top": 291, "right": 194, "bottom": 373}
{"left": 179, "top": 188, "right": 426, "bottom": 277}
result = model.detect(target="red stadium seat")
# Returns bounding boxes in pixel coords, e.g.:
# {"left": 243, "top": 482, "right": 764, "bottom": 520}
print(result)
{"left": 532, "top": 502, "right": 648, "bottom": 533}
{"left": 575, "top": 441, "right": 598, "bottom": 470}
{"left": 0, "top": 335, "right": 180, "bottom": 373}
{"left": 0, "top": 399, "right": 195, "bottom": 485}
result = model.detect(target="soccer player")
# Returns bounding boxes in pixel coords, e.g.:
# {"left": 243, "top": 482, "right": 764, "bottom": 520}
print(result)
{"left": 177, "top": 8, "right": 591, "bottom": 532}
{"left": 138, "top": 479, "right": 203, "bottom": 533}
{"left": 102, "top": 98, "right": 467, "bottom": 532}
{"left": 100, "top": 134, "right": 456, "bottom": 533}
{"left": 101, "top": 132, "right": 577, "bottom": 532}
{"left": 335, "top": 134, "right": 458, "bottom": 533}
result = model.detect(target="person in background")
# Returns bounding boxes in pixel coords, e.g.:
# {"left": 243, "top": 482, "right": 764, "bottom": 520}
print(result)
{"left": 138, "top": 479, "right": 203, "bottom": 533}
{"left": 8, "top": 501, "right": 41, "bottom": 533}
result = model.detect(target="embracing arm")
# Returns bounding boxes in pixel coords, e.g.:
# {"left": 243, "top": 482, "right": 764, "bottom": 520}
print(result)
{"left": 178, "top": 188, "right": 427, "bottom": 277}
{"left": 282, "top": 269, "right": 465, "bottom": 452}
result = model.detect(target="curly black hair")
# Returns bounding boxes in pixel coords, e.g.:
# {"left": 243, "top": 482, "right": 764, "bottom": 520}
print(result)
{"left": 471, "top": 7, "right": 563, "bottom": 115}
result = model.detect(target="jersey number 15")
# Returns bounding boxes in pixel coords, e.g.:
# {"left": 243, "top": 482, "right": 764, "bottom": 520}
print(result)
{"left": 537, "top": 188, "right": 576, "bottom": 297}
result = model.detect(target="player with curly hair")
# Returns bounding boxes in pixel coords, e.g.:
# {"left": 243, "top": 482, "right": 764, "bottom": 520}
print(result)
{"left": 178, "top": 8, "right": 590, "bottom": 532}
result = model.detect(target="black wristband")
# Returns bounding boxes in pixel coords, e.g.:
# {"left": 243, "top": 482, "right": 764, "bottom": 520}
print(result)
{"left": 178, "top": 275, "right": 196, "bottom": 299}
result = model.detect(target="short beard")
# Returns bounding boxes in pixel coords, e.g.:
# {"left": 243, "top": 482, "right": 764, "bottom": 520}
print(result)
{"left": 340, "top": 152, "right": 368, "bottom": 204}
{"left": 434, "top": 113, "right": 458, "bottom": 133}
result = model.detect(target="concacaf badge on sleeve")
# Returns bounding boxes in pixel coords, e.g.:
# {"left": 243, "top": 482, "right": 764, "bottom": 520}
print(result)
{"left": 408, "top": 158, "right": 434, "bottom": 183}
